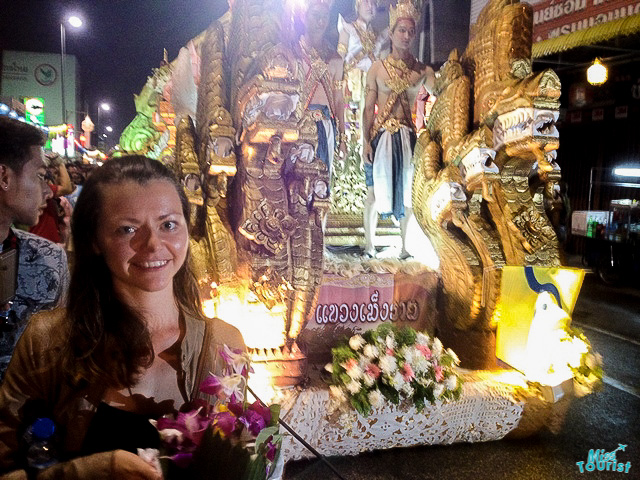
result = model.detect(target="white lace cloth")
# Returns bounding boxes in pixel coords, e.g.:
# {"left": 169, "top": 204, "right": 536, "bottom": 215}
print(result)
{"left": 279, "top": 370, "right": 524, "bottom": 461}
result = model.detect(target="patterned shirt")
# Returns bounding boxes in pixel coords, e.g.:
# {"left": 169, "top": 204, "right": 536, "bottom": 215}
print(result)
{"left": 0, "top": 228, "right": 69, "bottom": 379}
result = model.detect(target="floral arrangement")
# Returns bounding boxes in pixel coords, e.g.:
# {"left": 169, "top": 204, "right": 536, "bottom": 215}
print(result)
{"left": 152, "top": 345, "right": 282, "bottom": 480}
{"left": 563, "top": 327, "right": 604, "bottom": 396}
{"left": 327, "top": 324, "right": 463, "bottom": 416}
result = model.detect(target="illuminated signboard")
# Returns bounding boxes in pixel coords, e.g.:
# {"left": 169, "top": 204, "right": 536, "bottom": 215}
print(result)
{"left": 23, "top": 97, "right": 45, "bottom": 125}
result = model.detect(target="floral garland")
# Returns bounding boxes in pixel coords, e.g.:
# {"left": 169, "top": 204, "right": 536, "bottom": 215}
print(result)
{"left": 564, "top": 327, "right": 604, "bottom": 396}
{"left": 327, "top": 325, "right": 463, "bottom": 416}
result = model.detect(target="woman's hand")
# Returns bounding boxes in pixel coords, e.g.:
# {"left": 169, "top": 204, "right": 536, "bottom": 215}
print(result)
{"left": 112, "top": 450, "right": 162, "bottom": 480}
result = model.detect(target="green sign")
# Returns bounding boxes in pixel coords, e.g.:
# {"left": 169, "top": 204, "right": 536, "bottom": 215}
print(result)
{"left": 23, "top": 97, "right": 45, "bottom": 125}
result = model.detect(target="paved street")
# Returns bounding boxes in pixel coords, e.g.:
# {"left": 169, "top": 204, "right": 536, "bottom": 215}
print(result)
{"left": 284, "top": 272, "right": 640, "bottom": 479}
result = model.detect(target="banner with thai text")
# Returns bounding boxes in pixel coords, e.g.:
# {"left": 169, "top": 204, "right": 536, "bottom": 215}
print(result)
{"left": 300, "top": 270, "right": 439, "bottom": 363}
{"left": 532, "top": 0, "right": 640, "bottom": 43}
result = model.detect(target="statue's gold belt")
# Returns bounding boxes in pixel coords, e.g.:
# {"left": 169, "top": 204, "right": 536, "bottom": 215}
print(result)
{"left": 378, "top": 118, "right": 412, "bottom": 135}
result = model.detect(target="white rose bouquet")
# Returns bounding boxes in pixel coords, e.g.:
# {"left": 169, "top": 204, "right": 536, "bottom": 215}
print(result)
{"left": 328, "top": 325, "right": 463, "bottom": 416}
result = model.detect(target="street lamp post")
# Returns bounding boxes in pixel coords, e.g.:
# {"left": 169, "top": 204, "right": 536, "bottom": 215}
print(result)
{"left": 60, "top": 14, "right": 82, "bottom": 158}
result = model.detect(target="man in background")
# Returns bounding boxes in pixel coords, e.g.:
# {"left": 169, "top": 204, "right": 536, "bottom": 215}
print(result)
{"left": 28, "top": 153, "right": 72, "bottom": 244}
{"left": 0, "top": 116, "right": 69, "bottom": 379}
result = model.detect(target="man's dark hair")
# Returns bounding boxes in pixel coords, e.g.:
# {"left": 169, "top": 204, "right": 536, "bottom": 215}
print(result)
{"left": 0, "top": 116, "right": 46, "bottom": 173}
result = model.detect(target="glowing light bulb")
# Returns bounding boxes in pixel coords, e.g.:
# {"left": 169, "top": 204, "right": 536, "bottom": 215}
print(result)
{"left": 587, "top": 58, "right": 607, "bottom": 86}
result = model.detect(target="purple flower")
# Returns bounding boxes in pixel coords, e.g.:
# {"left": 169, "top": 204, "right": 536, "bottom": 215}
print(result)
{"left": 248, "top": 400, "right": 272, "bottom": 426}
{"left": 239, "top": 409, "right": 267, "bottom": 436}
{"left": 212, "top": 411, "right": 238, "bottom": 437}
{"left": 227, "top": 396, "right": 245, "bottom": 417}
{"left": 265, "top": 438, "right": 278, "bottom": 462}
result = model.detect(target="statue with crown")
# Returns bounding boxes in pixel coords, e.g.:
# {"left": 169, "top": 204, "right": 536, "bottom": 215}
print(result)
{"left": 116, "top": 0, "right": 602, "bottom": 470}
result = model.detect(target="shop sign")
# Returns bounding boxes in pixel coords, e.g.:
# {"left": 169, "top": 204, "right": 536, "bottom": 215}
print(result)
{"left": 1, "top": 61, "right": 29, "bottom": 82}
{"left": 533, "top": 0, "right": 640, "bottom": 43}
{"left": 23, "top": 97, "right": 45, "bottom": 125}
{"left": 592, "top": 108, "right": 604, "bottom": 121}
{"left": 615, "top": 105, "right": 628, "bottom": 118}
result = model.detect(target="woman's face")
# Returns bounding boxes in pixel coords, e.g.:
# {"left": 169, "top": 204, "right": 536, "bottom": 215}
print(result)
{"left": 95, "top": 179, "right": 189, "bottom": 298}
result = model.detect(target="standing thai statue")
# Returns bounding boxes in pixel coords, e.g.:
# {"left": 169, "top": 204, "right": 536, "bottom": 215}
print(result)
{"left": 362, "top": 0, "right": 434, "bottom": 258}
{"left": 412, "top": 0, "right": 562, "bottom": 368}
{"left": 325, "top": 0, "right": 389, "bottom": 247}
{"left": 296, "top": 0, "right": 347, "bottom": 186}
{"left": 337, "top": 0, "right": 389, "bottom": 147}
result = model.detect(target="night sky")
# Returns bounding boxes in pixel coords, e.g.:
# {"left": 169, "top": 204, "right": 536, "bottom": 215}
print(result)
{"left": 0, "top": 0, "right": 230, "bottom": 144}
{"left": 0, "top": 0, "right": 357, "bottom": 147}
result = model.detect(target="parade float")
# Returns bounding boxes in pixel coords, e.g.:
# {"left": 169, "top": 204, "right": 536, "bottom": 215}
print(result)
{"left": 116, "top": 0, "right": 602, "bottom": 467}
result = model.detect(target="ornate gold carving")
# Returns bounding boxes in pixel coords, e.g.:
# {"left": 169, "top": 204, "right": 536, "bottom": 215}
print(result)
{"left": 240, "top": 199, "right": 296, "bottom": 254}
{"left": 412, "top": 0, "right": 562, "bottom": 368}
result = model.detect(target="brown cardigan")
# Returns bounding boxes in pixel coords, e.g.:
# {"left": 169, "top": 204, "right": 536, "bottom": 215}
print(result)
{"left": 0, "top": 308, "right": 245, "bottom": 479}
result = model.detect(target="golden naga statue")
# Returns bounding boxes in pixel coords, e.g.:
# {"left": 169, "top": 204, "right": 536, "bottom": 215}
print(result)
{"left": 176, "top": 0, "right": 329, "bottom": 347}
{"left": 412, "top": 0, "right": 562, "bottom": 369}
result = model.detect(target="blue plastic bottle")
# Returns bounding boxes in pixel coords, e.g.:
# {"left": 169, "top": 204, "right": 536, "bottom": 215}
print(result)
{"left": 25, "top": 418, "right": 58, "bottom": 470}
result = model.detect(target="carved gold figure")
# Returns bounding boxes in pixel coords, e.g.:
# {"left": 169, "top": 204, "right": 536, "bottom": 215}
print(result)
{"left": 412, "top": 0, "right": 562, "bottom": 368}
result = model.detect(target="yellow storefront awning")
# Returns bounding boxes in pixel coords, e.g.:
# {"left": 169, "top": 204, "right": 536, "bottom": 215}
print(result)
{"left": 533, "top": 13, "right": 640, "bottom": 58}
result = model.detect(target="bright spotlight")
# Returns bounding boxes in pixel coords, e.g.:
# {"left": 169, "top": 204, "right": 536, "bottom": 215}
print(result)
{"left": 105, "top": 126, "right": 113, "bottom": 132}
{"left": 100, "top": 103, "right": 110, "bottom": 111}
{"left": 68, "top": 15, "right": 83, "bottom": 28}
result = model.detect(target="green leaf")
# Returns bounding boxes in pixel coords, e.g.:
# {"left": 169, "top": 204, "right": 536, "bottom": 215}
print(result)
{"left": 268, "top": 404, "right": 280, "bottom": 427}
{"left": 255, "top": 426, "right": 279, "bottom": 453}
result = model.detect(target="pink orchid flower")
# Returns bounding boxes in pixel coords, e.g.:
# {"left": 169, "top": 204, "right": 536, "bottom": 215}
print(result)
{"left": 365, "top": 363, "right": 381, "bottom": 379}
{"left": 416, "top": 344, "right": 432, "bottom": 359}
{"left": 434, "top": 365, "right": 444, "bottom": 382}
{"left": 248, "top": 400, "right": 272, "bottom": 426}
{"left": 402, "top": 363, "right": 415, "bottom": 382}
{"left": 265, "top": 437, "right": 278, "bottom": 462}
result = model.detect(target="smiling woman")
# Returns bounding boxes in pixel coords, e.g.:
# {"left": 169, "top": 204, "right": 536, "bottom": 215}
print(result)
{"left": 0, "top": 156, "right": 246, "bottom": 479}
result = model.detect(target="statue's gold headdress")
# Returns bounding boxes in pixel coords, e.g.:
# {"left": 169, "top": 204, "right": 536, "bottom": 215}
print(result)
{"left": 390, "top": 0, "right": 420, "bottom": 31}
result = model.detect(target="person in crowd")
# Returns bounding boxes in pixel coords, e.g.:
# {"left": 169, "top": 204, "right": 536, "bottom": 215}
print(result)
{"left": 0, "top": 116, "right": 69, "bottom": 379}
{"left": 362, "top": 0, "right": 434, "bottom": 259}
{"left": 64, "top": 162, "right": 86, "bottom": 209}
{"left": 0, "top": 155, "right": 246, "bottom": 479}
{"left": 28, "top": 155, "right": 73, "bottom": 244}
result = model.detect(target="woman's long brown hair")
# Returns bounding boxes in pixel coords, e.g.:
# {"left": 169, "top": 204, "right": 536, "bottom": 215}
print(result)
{"left": 64, "top": 155, "right": 202, "bottom": 389}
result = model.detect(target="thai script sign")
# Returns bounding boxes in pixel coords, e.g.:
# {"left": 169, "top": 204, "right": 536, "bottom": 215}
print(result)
{"left": 532, "top": 0, "right": 640, "bottom": 43}
{"left": 301, "top": 271, "right": 439, "bottom": 363}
